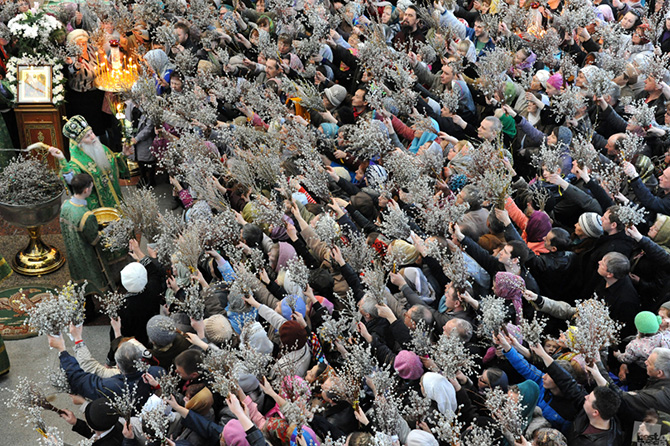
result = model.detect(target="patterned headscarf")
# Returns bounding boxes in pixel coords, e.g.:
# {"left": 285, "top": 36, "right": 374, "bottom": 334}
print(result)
{"left": 494, "top": 272, "right": 525, "bottom": 323}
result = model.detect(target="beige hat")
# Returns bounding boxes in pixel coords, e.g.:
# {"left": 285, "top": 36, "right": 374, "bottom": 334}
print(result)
{"left": 204, "top": 314, "right": 233, "bottom": 344}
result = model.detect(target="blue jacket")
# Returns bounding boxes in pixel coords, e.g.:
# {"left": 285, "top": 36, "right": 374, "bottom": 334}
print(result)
{"left": 504, "top": 347, "right": 573, "bottom": 433}
{"left": 464, "top": 28, "right": 496, "bottom": 59}
{"left": 60, "top": 351, "right": 164, "bottom": 410}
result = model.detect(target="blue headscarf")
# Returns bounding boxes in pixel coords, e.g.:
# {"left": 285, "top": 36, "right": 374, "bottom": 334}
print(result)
{"left": 225, "top": 306, "right": 258, "bottom": 334}
{"left": 408, "top": 118, "right": 440, "bottom": 154}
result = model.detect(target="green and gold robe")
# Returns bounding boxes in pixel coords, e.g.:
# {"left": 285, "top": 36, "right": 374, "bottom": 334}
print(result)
{"left": 59, "top": 198, "right": 111, "bottom": 295}
{"left": 58, "top": 140, "right": 129, "bottom": 210}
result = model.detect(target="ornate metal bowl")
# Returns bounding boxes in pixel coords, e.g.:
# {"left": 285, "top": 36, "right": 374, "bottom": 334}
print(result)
{"left": 92, "top": 207, "right": 121, "bottom": 229}
{"left": 0, "top": 191, "right": 65, "bottom": 228}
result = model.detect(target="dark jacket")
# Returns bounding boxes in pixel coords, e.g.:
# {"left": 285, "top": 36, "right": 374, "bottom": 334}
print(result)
{"left": 149, "top": 334, "right": 191, "bottom": 370}
{"left": 60, "top": 351, "right": 164, "bottom": 409}
{"left": 504, "top": 224, "right": 578, "bottom": 301}
{"left": 548, "top": 360, "right": 623, "bottom": 446}
{"left": 595, "top": 276, "right": 640, "bottom": 339}
{"left": 579, "top": 231, "right": 638, "bottom": 299}
{"left": 630, "top": 176, "right": 670, "bottom": 219}
{"left": 611, "top": 377, "right": 670, "bottom": 421}
{"left": 630, "top": 236, "right": 670, "bottom": 310}
{"left": 74, "top": 420, "right": 124, "bottom": 446}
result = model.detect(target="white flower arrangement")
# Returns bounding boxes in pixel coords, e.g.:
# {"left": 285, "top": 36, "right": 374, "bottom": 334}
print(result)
{"left": 8, "top": 10, "right": 62, "bottom": 54}
{"left": 5, "top": 55, "right": 66, "bottom": 106}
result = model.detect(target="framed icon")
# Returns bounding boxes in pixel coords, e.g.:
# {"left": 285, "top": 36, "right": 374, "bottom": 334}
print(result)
{"left": 17, "top": 65, "right": 52, "bottom": 104}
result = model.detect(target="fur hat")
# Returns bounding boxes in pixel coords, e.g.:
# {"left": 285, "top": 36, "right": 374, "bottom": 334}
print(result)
{"left": 579, "top": 212, "right": 603, "bottom": 239}
{"left": 394, "top": 350, "right": 424, "bottom": 380}
{"left": 204, "top": 314, "right": 233, "bottom": 344}
{"left": 146, "top": 315, "right": 177, "bottom": 348}
{"left": 121, "top": 262, "right": 148, "bottom": 293}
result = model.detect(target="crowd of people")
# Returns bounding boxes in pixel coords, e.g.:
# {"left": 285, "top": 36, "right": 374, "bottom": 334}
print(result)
{"left": 6, "top": 0, "right": 670, "bottom": 445}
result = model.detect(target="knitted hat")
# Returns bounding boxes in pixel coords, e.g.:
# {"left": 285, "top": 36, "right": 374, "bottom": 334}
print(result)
{"left": 223, "top": 419, "right": 250, "bottom": 446}
{"left": 324, "top": 85, "right": 347, "bottom": 108}
{"left": 121, "top": 262, "right": 148, "bottom": 293}
{"left": 526, "top": 211, "right": 552, "bottom": 242}
{"left": 547, "top": 73, "right": 564, "bottom": 90}
{"left": 556, "top": 126, "right": 573, "bottom": 149}
{"left": 635, "top": 311, "right": 662, "bottom": 334}
{"left": 85, "top": 398, "right": 118, "bottom": 431}
{"left": 146, "top": 315, "right": 177, "bottom": 348}
{"left": 350, "top": 191, "right": 377, "bottom": 220}
{"left": 578, "top": 212, "right": 603, "bottom": 239}
{"left": 204, "top": 314, "right": 233, "bottom": 344}
{"left": 580, "top": 65, "right": 600, "bottom": 85}
{"left": 279, "top": 321, "right": 307, "bottom": 351}
{"left": 448, "top": 174, "right": 468, "bottom": 193}
{"left": 62, "top": 115, "right": 92, "bottom": 144}
{"left": 394, "top": 350, "right": 424, "bottom": 380}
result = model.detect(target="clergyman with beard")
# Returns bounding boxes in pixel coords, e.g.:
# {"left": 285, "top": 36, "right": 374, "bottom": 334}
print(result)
{"left": 49, "top": 115, "right": 132, "bottom": 210}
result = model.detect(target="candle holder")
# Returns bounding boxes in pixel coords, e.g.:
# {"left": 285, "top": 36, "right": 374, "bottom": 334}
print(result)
{"left": 94, "top": 51, "right": 139, "bottom": 93}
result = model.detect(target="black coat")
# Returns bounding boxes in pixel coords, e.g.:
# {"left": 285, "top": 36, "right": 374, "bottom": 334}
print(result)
{"left": 73, "top": 420, "right": 124, "bottom": 446}
{"left": 118, "top": 257, "right": 166, "bottom": 347}
{"left": 579, "top": 231, "right": 638, "bottom": 299}
{"left": 595, "top": 276, "right": 640, "bottom": 339}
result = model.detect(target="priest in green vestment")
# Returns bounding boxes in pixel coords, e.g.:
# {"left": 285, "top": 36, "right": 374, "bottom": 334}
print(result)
{"left": 60, "top": 173, "right": 112, "bottom": 297}
{"left": 48, "top": 115, "right": 131, "bottom": 210}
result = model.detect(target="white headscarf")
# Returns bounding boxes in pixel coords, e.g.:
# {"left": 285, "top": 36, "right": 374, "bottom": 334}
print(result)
{"left": 421, "top": 372, "right": 457, "bottom": 414}
{"left": 406, "top": 430, "right": 439, "bottom": 446}
{"left": 144, "top": 49, "right": 175, "bottom": 78}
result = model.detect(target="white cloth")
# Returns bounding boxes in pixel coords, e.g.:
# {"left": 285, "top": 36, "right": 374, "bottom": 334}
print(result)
{"left": 121, "top": 262, "right": 148, "bottom": 293}
{"left": 422, "top": 372, "right": 457, "bottom": 414}
{"left": 406, "top": 430, "right": 439, "bottom": 446}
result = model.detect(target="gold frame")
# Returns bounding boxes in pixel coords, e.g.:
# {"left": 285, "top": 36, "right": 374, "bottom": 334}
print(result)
{"left": 17, "top": 65, "right": 53, "bottom": 104}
